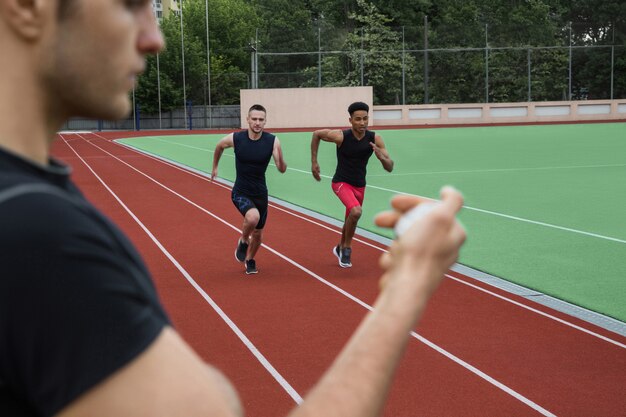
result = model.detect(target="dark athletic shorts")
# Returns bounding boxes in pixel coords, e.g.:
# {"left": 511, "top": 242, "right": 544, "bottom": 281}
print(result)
{"left": 231, "top": 191, "right": 268, "bottom": 229}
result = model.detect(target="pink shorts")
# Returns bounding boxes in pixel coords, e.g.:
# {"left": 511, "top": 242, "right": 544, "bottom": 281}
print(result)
{"left": 332, "top": 182, "right": 365, "bottom": 218}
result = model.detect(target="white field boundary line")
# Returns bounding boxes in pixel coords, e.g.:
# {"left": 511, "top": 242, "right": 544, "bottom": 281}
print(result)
{"left": 366, "top": 185, "right": 626, "bottom": 245}
{"left": 116, "top": 135, "right": 626, "bottom": 245}
{"left": 104, "top": 134, "right": 626, "bottom": 347}
{"left": 446, "top": 275, "right": 626, "bottom": 349}
{"left": 367, "top": 163, "right": 626, "bottom": 177}
{"left": 59, "top": 134, "right": 304, "bottom": 405}
{"left": 76, "top": 134, "right": 558, "bottom": 416}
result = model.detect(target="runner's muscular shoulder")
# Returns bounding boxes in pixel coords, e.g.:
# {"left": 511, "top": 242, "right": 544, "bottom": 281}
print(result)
{"left": 315, "top": 129, "right": 344, "bottom": 145}
{"left": 217, "top": 133, "right": 235, "bottom": 149}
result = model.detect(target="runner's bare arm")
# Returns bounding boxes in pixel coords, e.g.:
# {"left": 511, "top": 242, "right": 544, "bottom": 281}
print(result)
{"left": 273, "top": 137, "right": 287, "bottom": 173}
{"left": 371, "top": 135, "right": 394, "bottom": 172}
{"left": 211, "top": 133, "right": 234, "bottom": 180}
{"left": 311, "top": 129, "right": 343, "bottom": 181}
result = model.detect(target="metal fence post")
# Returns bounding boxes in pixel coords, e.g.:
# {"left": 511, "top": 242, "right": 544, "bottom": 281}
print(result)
{"left": 206, "top": 0, "right": 212, "bottom": 128}
{"left": 157, "top": 53, "right": 162, "bottom": 129}
{"left": 360, "top": 28, "right": 364, "bottom": 86}
{"left": 180, "top": 6, "right": 188, "bottom": 129}
{"left": 611, "top": 24, "right": 615, "bottom": 100}
{"left": 424, "top": 16, "right": 429, "bottom": 104}
{"left": 402, "top": 26, "right": 406, "bottom": 105}
{"left": 318, "top": 26, "right": 322, "bottom": 87}
{"left": 568, "top": 22, "right": 572, "bottom": 100}
{"left": 528, "top": 48, "right": 533, "bottom": 102}
{"left": 485, "top": 24, "right": 489, "bottom": 103}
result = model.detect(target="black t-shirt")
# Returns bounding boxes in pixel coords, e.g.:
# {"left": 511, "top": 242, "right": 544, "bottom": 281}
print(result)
{"left": 0, "top": 146, "right": 170, "bottom": 416}
{"left": 233, "top": 130, "right": 276, "bottom": 197}
{"left": 332, "top": 129, "right": 375, "bottom": 187}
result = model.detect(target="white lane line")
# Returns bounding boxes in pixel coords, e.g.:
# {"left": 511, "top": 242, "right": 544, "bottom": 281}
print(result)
{"left": 104, "top": 135, "right": 626, "bottom": 348}
{"left": 79, "top": 133, "right": 557, "bottom": 416}
{"left": 331, "top": 183, "right": 626, "bottom": 245}
{"left": 60, "top": 134, "right": 304, "bottom": 405}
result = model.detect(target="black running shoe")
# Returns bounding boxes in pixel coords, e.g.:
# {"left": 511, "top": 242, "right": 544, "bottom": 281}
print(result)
{"left": 245, "top": 259, "right": 258, "bottom": 274}
{"left": 340, "top": 247, "right": 352, "bottom": 268}
{"left": 235, "top": 238, "right": 249, "bottom": 262}
{"left": 333, "top": 245, "right": 342, "bottom": 266}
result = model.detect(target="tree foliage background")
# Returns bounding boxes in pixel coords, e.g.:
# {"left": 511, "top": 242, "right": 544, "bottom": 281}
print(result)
{"left": 136, "top": 0, "right": 625, "bottom": 112}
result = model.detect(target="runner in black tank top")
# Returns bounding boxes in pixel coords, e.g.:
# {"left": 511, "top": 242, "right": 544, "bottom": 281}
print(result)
{"left": 311, "top": 102, "right": 394, "bottom": 268}
{"left": 212, "top": 104, "right": 288, "bottom": 274}
{"left": 332, "top": 128, "right": 376, "bottom": 187}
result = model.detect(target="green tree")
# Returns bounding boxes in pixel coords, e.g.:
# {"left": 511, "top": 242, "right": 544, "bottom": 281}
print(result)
{"left": 561, "top": 0, "right": 626, "bottom": 99}
{"left": 248, "top": 0, "right": 320, "bottom": 88}
{"left": 135, "top": 54, "right": 181, "bottom": 114}
{"left": 309, "top": 0, "right": 416, "bottom": 104}
{"left": 135, "top": 0, "right": 258, "bottom": 113}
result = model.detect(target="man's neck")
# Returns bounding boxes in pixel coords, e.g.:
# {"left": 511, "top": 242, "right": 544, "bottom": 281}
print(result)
{"left": 0, "top": 78, "right": 62, "bottom": 166}
{"left": 248, "top": 129, "right": 263, "bottom": 140}
{"left": 351, "top": 128, "right": 366, "bottom": 140}
{"left": 0, "top": 36, "right": 67, "bottom": 165}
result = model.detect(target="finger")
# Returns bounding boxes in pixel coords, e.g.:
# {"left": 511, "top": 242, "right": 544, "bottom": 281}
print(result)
{"left": 439, "top": 186, "right": 464, "bottom": 214}
{"left": 374, "top": 210, "right": 402, "bottom": 228}
{"left": 390, "top": 194, "right": 434, "bottom": 213}
{"left": 450, "top": 222, "right": 467, "bottom": 247}
{"left": 378, "top": 252, "right": 393, "bottom": 270}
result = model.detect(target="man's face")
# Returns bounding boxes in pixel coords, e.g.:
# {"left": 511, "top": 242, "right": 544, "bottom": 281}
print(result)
{"left": 247, "top": 110, "right": 266, "bottom": 134}
{"left": 42, "top": 0, "right": 164, "bottom": 120}
{"left": 349, "top": 110, "right": 369, "bottom": 134}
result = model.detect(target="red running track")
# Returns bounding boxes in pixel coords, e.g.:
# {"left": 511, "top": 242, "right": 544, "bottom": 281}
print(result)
{"left": 52, "top": 132, "right": 626, "bottom": 417}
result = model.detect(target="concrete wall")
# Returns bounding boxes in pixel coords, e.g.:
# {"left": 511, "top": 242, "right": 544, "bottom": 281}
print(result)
{"left": 241, "top": 87, "right": 625, "bottom": 129}
{"left": 240, "top": 86, "right": 373, "bottom": 129}
{"left": 373, "top": 100, "right": 626, "bottom": 126}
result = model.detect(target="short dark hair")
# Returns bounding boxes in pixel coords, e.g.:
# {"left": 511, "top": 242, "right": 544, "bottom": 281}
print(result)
{"left": 348, "top": 102, "right": 369, "bottom": 116}
{"left": 249, "top": 104, "right": 267, "bottom": 114}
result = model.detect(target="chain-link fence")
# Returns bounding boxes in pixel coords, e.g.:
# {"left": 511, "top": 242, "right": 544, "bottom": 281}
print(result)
{"left": 63, "top": 18, "right": 625, "bottom": 131}
{"left": 253, "top": 21, "right": 625, "bottom": 105}
{"left": 61, "top": 105, "right": 240, "bottom": 132}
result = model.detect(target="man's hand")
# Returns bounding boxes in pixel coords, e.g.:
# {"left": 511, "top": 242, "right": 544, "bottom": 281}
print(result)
{"left": 210, "top": 168, "right": 218, "bottom": 181}
{"left": 311, "top": 161, "right": 321, "bottom": 182}
{"left": 370, "top": 142, "right": 385, "bottom": 159}
{"left": 374, "top": 186, "right": 466, "bottom": 293}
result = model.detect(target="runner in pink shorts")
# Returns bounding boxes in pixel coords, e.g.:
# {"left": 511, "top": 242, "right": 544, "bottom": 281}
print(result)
{"left": 311, "top": 102, "right": 395, "bottom": 267}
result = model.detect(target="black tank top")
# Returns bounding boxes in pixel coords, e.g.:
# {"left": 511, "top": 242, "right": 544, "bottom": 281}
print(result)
{"left": 233, "top": 130, "right": 276, "bottom": 196}
{"left": 332, "top": 129, "right": 375, "bottom": 187}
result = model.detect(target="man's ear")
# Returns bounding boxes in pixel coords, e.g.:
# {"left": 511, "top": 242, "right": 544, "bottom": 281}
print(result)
{"left": 0, "top": 0, "right": 50, "bottom": 40}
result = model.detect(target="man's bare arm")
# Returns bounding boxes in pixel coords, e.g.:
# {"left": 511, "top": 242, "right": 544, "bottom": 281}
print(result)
{"left": 56, "top": 327, "right": 243, "bottom": 417}
{"left": 57, "top": 188, "right": 465, "bottom": 417}
{"left": 286, "top": 187, "right": 465, "bottom": 417}
{"left": 272, "top": 137, "right": 287, "bottom": 173}
{"left": 371, "top": 135, "right": 394, "bottom": 173}
{"left": 211, "top": 134, "right": 234, "bottom": 180}
{"left": 311, "top": 129, "right": 343, "bottom": 181}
